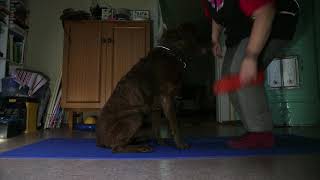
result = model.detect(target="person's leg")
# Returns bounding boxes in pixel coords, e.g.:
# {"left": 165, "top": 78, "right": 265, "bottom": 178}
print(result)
{"left": 221, "top": 42, "right": 247, "bottom": 128}
{"left": 222, "top": 38, "right": 287, "bottom": 149}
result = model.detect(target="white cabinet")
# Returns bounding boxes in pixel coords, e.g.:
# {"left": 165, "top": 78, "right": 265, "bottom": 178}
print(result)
{"left": 267, "top": 56, "right": 300, "bottom": 89}
{"left": 267, "top": 59, "right": 282, "bottom": 88}
{"left": 282, "top": 56, "right": 299, "bottom": 87}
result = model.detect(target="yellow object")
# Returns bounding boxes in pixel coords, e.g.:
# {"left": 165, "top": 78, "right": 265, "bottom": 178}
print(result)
{"left": 84, "top": 116, "right": 96, "bottom": 125}
{"left": 8, "top": 99, "right": 17, "bottom": 103}
{"left": 25, "top": 102, "right": 39, "bottom": 133}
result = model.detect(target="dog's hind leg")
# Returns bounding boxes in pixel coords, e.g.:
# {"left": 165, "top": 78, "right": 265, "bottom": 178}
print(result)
{"left": 107, "top": 114, "right": 153, "bottom": 153}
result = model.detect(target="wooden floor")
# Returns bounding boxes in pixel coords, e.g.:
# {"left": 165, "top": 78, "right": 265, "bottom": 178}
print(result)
{"left": 0, "top": 121, "right": 320, "bottom": 180}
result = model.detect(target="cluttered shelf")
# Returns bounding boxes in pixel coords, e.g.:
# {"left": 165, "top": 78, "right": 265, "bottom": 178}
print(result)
{"left": 0, "top": 96, "right": 39, "bottom": 138}
{"left": 61, "top": 2, "right": 151, "bottom": 22}
{"left": 0, "top": 6, "right": 10, "bottom": 15}
{"left": 0, "top": 69, "right": 51, "bottom": 138}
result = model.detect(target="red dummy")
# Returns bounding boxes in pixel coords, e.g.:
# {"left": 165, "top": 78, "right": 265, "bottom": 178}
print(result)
{"left": 213, "top": 71, "right": 265, "bottom": 95}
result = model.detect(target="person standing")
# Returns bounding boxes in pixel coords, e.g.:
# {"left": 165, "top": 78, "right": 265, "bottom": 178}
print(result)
{"left": 203, "top": 0, "right": 300, "bottom": 149}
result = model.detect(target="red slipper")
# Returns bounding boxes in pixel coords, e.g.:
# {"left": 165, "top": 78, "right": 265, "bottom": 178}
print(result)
{"left": 213, "top": 71, "right": 265, "bottom": 95}
{"left": 227, "top": 132, "right": 275, "bottom": 149}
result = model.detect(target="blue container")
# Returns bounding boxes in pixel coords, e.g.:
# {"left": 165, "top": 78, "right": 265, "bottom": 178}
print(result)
{"left": 1, "top": 77, "right": 20, "bottom": 97}
{"left": 74, "top": 124, "right": 96, "bottom": 132}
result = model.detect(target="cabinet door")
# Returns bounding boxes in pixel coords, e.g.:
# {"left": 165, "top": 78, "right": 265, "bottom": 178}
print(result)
{"left": 103, "top": 21, "right": 150, "bottom": 101}
{"left": 62, "top": 21, "right": 105, "bottom": 108}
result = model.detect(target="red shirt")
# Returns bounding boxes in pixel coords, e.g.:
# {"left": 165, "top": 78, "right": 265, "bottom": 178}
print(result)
{"left": 239, "top": 0, "right": 274, "bottom": 16}
{"left": 202, "top": 0, "right": 274, "bottom": 18}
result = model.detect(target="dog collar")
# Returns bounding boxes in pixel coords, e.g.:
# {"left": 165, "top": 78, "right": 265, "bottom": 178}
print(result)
{"left": 155, "top": 45, "right": 187, "bottom": 69}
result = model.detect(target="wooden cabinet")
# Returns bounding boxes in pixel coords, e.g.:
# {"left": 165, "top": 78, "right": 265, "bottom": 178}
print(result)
{"left": 61, "top": 21, "right": 150, "bottom": 128}
{"left": 62, "top": 21, "right": 104, "bottom": 109}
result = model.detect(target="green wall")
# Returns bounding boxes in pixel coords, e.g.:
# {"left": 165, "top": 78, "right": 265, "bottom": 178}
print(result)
{"left": 266, "top": 0, "right": 320, "bottom": 126}
{"left": 160, "top": 0, "right": 320, "bottom": 125}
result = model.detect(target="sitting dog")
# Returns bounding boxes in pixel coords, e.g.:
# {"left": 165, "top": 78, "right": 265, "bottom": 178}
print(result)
{"left": 96, "top": 24, "right": 200, "bottom": 153}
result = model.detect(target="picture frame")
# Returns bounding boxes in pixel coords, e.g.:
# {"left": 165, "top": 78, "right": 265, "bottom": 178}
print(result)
{"left": 101, "top": 7, "right": 113, "bottom": 20}
{"left": 131, "top": 10, "right": 150, "bottom": 20}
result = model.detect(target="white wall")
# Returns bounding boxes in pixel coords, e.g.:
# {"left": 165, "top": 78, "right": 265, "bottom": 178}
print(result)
{"left": 25, "top": 0, "right": 160, "bottom": 91}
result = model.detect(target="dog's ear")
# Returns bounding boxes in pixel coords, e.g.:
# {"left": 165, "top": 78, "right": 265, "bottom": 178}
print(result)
{"left": 158, "top": 23, "right": 174, "bottom": 43}
{"left": 162, "top": 23, "right": 168, "bottom": 32}
{"left": 159, "top": 28, "right": 180, "bottom": 44}
{"left": 159, "top": 24, "right": 168, "bottom": 38}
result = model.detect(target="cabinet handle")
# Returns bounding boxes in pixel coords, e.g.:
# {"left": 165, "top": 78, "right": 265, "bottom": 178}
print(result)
{"left": 107, "top": 38, "right": 113, "bottom": 44}
{"left": 102, "top": 38, "right": 113, "bottom": 44}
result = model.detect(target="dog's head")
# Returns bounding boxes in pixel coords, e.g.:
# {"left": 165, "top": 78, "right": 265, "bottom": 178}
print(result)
{"left": 158, "top": 23, "right": 202, "bottom": 58}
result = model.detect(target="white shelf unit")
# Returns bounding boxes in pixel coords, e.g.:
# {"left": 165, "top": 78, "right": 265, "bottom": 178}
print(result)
{"left": 0, "top": 0, "right": 9, "bottom": 60}
{"left": 8, "top": 0, "right": 27, "bottom": 67}
{"left": 0, "top": 0, "right": 28, "bottom": 91}
{"left": 0, "top": 0, "right": 10, "bottom": 91}
{"left": 0, "top": 21, "right": 8, "bottom": 60}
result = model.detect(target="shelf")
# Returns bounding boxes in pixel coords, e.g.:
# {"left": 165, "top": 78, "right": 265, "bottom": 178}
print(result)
{"left": 9, "top": 60, "right": 23, "bottom": 66}
{"left": 0, "top": 6, "right": 10, "bottom": 15}
{"left": 3, "top": 59, "right": 22, "bottom": 65}
{"left": 9, "top": 23, "right": 26, "bottom": 37}
{"left": 0, "top": 0, "right": 27, "bottom": 80}
{"left": 10, "top": 0, "right": 25, "bottom": 6}
{"left": 0, "top": 20, "right": 8, "bottom": 27}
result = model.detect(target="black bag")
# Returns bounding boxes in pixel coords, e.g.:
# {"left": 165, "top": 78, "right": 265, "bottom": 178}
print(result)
{"left": 272, "top": 0, "right": 300, "bottom": 40}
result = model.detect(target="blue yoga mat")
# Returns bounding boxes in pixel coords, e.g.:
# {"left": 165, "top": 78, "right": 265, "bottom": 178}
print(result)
{"left": 1, "top": 135, "right": 319, "bottom": 160}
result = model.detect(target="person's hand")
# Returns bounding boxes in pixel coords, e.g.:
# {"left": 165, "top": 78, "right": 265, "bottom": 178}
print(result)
{"left": 240, "top": 55, "right": 258, "bottom": 85}
{"left": 212, "top": 41, "right": 222, "bottom": 58}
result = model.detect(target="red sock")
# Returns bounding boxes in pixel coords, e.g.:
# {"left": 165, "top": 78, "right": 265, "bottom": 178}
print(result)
{"left": 227, "top": 132, "right": 275, "bottom": 149}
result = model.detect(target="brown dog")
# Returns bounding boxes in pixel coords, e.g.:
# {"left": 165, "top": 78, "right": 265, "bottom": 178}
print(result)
{"left": 96, "top": 24, "right": 200, "bottom": 153}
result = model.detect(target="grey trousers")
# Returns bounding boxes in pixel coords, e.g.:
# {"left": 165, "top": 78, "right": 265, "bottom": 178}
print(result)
{"left": 222, "top": 38, "right": 287, "bottom": 132}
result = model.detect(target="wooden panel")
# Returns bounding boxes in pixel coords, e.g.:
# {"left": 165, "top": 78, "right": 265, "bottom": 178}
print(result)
{"left": 110, "top": 22, "right": 150, "bottom": 90}
{"left": 102, "top": 22, "right": 114, "bottom": 104}
{"left": 62, "top": 21, "right": 104, "bottom": 108}
{"left": 62, "top": 21, "right": 151, "bottom": 109}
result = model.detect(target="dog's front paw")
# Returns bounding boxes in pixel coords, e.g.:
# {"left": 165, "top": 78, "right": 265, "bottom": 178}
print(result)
{"left": 137, "top": 145, "right": 153, "bottom": 153}
{"left": 176, "top": 143, "right": 190, "bottom": 150}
